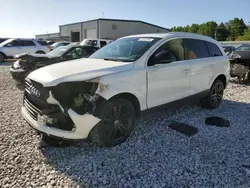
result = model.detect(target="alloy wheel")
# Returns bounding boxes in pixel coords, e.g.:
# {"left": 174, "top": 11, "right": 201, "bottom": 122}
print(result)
{"left": 211, "top": 82, "right": 224, "bottom": 106}
{"left": 102, "top": 104, "right": 133, "bottom": 143}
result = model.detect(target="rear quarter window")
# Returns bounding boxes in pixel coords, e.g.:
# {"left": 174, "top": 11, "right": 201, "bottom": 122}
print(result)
{"left": 206, "top": 42, "right": 223, "bottom": 57}
{"left": 184, "top": 39, "right": 210, "bottom": 59}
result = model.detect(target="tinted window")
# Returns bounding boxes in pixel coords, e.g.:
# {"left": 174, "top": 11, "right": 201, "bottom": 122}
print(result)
{"left": 37, "top": 41, "right": 48, "bottom": 45}
{"left": 206, "top": 42, "right": 223, "bottom": 56}
{"left": 65, "top": 47, "right": 86, "bottom": 59}
{"left": 5, "top": 40, "right": 21, "bottom": 47}
{"left": 83, "top": 46, "right": 98, "bottom": 56}
{"left": 100, "top": 41, "right": 107, "bottom": 47}
{"left": 184, "top": 39, "right": 209, "bottom": 59}
{"left": 22, "top": 40, "right": 36, "bottom": 46}
{"left": 149, "top": 39, "right": 184, "bottom": 65}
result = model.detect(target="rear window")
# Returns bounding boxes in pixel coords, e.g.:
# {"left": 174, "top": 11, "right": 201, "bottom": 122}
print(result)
{"left": 184, "top": 39, "right": 209, "bottom": 59}
{"left": 206, "top": 42, "right": 223, "bottom": 56}
{"left": 37, "top": 41, "right": 48, "bottom": 46}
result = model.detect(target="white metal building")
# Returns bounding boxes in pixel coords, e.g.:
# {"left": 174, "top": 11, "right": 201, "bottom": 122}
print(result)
{"left": 43, "top": 18, "right": 168, "bottom": 42}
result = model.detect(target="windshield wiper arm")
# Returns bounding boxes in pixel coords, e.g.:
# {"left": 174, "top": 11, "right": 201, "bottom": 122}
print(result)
{"left": 104, "top": 58, "right": 132, "bottom": 62}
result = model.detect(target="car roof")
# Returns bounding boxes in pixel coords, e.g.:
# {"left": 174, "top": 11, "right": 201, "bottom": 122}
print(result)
{"left": 121, "top": 32, "right": 218, "bottom": 44}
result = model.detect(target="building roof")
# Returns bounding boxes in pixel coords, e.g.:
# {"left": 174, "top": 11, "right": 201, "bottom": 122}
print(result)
{"left": 59, "top": 18, "right": 169, "bottom": 31}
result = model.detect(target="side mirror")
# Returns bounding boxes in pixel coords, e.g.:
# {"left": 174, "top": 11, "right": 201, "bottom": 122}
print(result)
{"left": 148, "top": 50, "right": 177, "bottom": 66}
{"left": 6, "top": 43, "right": 12, "bottom": 47}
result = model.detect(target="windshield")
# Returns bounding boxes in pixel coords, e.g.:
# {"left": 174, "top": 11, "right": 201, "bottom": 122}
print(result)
{"left": 89, "top": 37, "right": 161, "bottom": 62}
{"left": 0, "top": 39, "right": 14, "bottom": 46}
{"left": 235, "top": 44, "right": 250, "bottom": 51}
{"left": 81, "top": 39, "right": 97, "bottom": 46}
{"left": 47, "top": 45, "right": 71, "bottom": 56}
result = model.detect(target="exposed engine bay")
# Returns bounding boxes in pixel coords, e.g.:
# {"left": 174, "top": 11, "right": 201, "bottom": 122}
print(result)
{"left": 23, "top": 78, "right": 108, "bottom": 139}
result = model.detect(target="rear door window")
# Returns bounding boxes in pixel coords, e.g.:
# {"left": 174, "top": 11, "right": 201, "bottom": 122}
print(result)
{"left": 22, "top": 40, "right": 36, "bottom": 46}
{"left": 184, "top": 39, "right": 210, "bottom": 59}
{"left": 206, "top": 42, "right": 223, "bottom": 56}
{"left": 100, "top": 41, "right": 107, "bottom": 47}
{"left": 5, "top": 40, "right": 21, "bottom": 47}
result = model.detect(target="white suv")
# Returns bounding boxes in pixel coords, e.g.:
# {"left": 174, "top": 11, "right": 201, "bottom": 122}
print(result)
{"left": 0, "top": 38, "right": 50, "bottom": 62}
{"left": 21, "top": 32, "right": 230, "bottom": 146}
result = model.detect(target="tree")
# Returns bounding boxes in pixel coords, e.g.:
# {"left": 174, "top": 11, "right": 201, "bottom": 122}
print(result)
{"left": 198, "top": 21, "right": 217, "bottom": 38}
{"left": 226, "top": 18, "right": 247, "bottom": 40}
{"left": 216, "top": 23, "right": 229, "bottom": 41}
{"left": 188, "top": 24, "right": 200, "bottom": 33}
{"left": 236, "top": 27, "right": 250, "bottom": 40}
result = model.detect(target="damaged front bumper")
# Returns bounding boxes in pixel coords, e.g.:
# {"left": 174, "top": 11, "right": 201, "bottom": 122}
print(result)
{"left": 21, "top": 79, "right": 106, "bottom": 140}
{"left": 21, "top": 106, "right": 100, "bottom": 140}
{"left": 10, "top": 67, "right": 29, "bottom": 82}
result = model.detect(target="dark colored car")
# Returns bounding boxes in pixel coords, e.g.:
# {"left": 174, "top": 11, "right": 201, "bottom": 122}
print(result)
{"left": 222, "top": 45, "right": 236, "bottom": 55}
{"left": 229, "top": 44, "right": 250, "bottom": 81}
{"left": 10, "top": 44, "right": 99, "bottom": 82}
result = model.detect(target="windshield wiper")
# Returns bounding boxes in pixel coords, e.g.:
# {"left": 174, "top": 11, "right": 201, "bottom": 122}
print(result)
{"left": 103, "top": 58, "right": 132, "bottom": 62}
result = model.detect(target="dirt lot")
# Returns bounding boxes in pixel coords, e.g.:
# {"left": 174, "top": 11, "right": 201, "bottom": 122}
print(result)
{"left": 0, "top": 64, "right": 250, "bottom": 188}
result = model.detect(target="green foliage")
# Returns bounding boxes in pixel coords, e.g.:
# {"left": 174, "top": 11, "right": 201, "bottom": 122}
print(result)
{"left": 236, "top": 27, "right": 250, "bottom": 41}
{"left": 170, "top": 18, "right": 249, "bottom": 41}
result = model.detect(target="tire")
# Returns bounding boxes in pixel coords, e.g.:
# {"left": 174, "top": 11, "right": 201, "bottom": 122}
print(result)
{"left": 90, "top": 99, "right": 136, "bottom": 147}
{"left": 35, "top": 51, "right": 45, "bottom": 54}
{"left": 0, "top": 53, "right": 5, "bottom": 63}
{"left": 200, "top": 79, "right": 225, "bottom": 109}
{"left": 42, "top": 135, "right": 73, "bottom": 147}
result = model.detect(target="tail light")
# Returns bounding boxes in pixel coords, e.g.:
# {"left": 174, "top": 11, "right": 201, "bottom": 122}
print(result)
{"left": 48, "top": 45, "right": 51, "bottom": 51}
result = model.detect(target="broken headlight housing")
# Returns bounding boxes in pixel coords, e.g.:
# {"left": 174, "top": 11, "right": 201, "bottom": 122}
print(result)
{"left": 51, "top": 81, "right": 99, "bottom": 114}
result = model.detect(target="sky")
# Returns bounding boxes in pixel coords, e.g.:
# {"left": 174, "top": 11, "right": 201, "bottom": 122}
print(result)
{"left": 1, "top": 0, "right": 250, "bottom": 38}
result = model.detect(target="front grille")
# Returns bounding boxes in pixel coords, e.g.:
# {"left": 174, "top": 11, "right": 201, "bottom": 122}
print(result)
{"left": 24, "top": 79, "right": 50, "bottom": 109}
{"left": 24, "top": 97, "right": 42, "bottom": 121}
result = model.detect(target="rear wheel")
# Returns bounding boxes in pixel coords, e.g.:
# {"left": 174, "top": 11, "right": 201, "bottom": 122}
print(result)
{"left": 0, "top": 53, "right": 5, "bottom": 63}
{"left": 90, "top": 99, "right": 136, "bottom": 147}
{"left": 201, "top": 80, "right": 225, "bottom": 109}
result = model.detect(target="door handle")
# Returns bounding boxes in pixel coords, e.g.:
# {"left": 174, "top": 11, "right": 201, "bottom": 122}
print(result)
{"left": 183, "top": 69, "right": 190, "bottom": 74}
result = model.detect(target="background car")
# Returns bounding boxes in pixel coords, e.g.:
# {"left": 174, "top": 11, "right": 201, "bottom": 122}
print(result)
{"left": 10, "top": 44, "right": 99, "bottom": 82}
{"left": 229, "top": 44, "right": 250, "bottom": 81}
{"left": 80, "top": 38, "right": 113, "bottom": 48}
{"left": 0, "top": 38, "right": 50, "bottom": 62}
{"left": 222, "top": 45, "right": 236, "bottom": 55}
{"left": 49, "top": 41, "right": 71, "bottom": 51}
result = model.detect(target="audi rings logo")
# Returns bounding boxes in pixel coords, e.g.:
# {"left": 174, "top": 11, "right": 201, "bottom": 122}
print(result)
{"left": 29, "top": 85, "right": 40, "bottom": 97}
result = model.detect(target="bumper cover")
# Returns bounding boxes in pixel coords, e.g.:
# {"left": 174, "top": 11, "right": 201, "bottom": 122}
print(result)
{"left": 21, "top": 106, "right": 100, "bottom": 140}
{"left": 10, "top": 67, "right": 29, "bottom": 82}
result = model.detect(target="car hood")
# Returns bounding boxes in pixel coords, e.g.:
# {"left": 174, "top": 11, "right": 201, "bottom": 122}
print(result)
{"left": 27, "top": 58, "right": 134, "bottom": 87}
{"left": 14, "top": 53, "right": 51, "bottom": 59}
{"left": 229, "top": 51, "right": 250, "bottom": 60}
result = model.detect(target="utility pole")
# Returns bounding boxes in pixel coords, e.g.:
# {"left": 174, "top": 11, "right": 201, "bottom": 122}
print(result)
{"left": 215, "top": 25, "right": 218, "bottom": 40}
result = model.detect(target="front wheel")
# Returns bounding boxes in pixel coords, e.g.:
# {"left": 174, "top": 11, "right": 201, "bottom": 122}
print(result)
{"left": 90, "top": 99, "right": 136, "bottom": 147}
{"left": 201, "top": 80, "right": 225, "bottom": 109}
{"left": 0, "top": 53, "right": 5, "bottom": 63}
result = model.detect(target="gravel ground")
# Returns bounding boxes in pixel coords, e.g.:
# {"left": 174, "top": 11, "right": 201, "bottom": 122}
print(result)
{"left": 0, "top": 65, "right": 250, "bottom": 188}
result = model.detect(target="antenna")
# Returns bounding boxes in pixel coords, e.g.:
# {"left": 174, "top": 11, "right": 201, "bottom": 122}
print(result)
{"left": 102, "top": 12, "right": 105, "bottom": 18}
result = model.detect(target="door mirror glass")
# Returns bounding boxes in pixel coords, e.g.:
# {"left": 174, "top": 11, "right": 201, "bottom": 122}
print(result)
{"left": 149, "top": 50, "right": 177, "bottom": 66}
